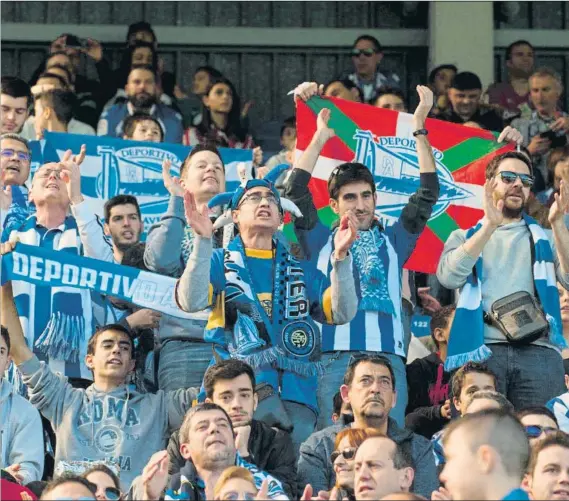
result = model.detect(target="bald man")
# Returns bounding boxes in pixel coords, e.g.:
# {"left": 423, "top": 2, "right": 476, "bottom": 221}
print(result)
{"left": 354, "top": 435, "right": 415, "bottom": 500}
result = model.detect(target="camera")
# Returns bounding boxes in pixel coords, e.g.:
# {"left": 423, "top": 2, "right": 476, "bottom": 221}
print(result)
{"left": 65, "top": 34, "right": 89, "bottom": 50}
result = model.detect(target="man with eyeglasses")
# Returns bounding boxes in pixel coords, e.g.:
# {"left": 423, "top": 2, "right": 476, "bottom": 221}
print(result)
{"left": 1, "top": 134, "right": 33, "bottom": 231}
{"left": 341, "top": 35, "right": 400, "bottom": 104}
{"left": 174, "top": 165, "right": 358, "bottom": 451}
{"left": 1, "top": 154, "right": 105, "bottom": 388}
{"left": 517, "top": 407, "right": 559, "bottom": 445}
{"left": 437, "top": 150, "right": 569, "bottom": 410}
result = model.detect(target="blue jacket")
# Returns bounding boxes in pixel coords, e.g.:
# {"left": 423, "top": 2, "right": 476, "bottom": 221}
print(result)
{"left": 97, "top": 102, "right": 184, "bottom": 144}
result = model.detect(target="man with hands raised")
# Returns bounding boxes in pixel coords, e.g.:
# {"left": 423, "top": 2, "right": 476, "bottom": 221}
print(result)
{"left": 1, "top": 148, "right": 100, "bottom": 384}
{"left": 174, "top": 164, "right": 359, "bottom": 450}
{"left": 285, "top": 83, "right": 440, "bottom": 428}
{"left": 143, "top": 144, "right": 229, "bottom": 391}
{"left": 437, "top": 148, "right": 569, "bottom": 408}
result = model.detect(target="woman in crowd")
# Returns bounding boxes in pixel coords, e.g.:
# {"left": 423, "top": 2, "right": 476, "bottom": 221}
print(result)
{"left": 183, "top": 76, "right": 254, "bottom": 149}
{"left": 82, "top": 464, "right": 123, "bottom": 501}
{"left": 213, "top": 466, "right": 258, "bottom": 501}
{"left": 330, "top": 428, "right": 382, "bottom": 501}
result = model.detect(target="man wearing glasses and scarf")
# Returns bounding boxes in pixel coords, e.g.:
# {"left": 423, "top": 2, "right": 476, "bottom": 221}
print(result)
{"left": 174, "top": 165, "right": 359, "bottom": 451}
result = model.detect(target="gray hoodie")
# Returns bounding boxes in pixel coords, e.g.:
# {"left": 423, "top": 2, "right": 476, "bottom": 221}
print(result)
{"left": 437, "top": 221, "right": 569, "bottom": 345}
{"left": 19, "top": 355, "right": 198, "bottom": 491}
{"left": 0, "top": 379, "right": 44, "bottom": 484}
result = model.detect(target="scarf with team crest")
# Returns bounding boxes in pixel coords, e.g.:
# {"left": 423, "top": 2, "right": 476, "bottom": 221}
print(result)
{"left": 204, "top": 235, "right": 323, "bottom": 377}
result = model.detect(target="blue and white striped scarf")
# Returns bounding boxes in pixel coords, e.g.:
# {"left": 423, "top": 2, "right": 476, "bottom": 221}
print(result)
{"left": 445, "top": 214, "right": 566, "bottom": 371}
{"left": 547, "top": 391, "right": 569, "bottom": 433}
{"left": 8, "top": 215, "right": 92, "bottom": 364}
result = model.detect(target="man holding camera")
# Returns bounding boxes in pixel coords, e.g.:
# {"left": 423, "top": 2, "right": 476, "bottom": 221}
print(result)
{"left": 511, "top": 68, "right": 569, "bottom": 193}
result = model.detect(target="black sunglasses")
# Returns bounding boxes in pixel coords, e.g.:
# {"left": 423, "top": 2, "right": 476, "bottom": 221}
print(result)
{"left": 525, "top": 425, "right": 557, "bottom": 439}
{"left": 85, "top": 480, "right": 122, "bottom": 501}
{"left": 331, "top": 447, "right": 358, "bottom": 463}
{"left": 497, "top": 170, "right": 534, "bottom": 188}
{"left": 351, "top": 48, "right": 376, "bottom": 58}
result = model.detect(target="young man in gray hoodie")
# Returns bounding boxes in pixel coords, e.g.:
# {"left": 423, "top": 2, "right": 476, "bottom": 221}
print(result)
{"left": 0, "top": 274, "right": 198, "bottom": 492}
{"left": 0, "top": 325, "right": 44, "bottom": 484}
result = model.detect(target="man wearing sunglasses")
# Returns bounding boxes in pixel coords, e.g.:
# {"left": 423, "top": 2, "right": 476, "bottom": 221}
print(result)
{"left": 438, "top": 149, "right": 569, "bottom": 410}
{"left": 518, "top": 407, "right": 559, "bottom": 445}
{"left": 341, "top": 35, "right": 401, "bottom": 104}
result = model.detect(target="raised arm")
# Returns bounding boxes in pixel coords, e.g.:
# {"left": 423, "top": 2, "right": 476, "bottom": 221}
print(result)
{"left": 549, "top": 179, "right": 569, "bottom": 279}
{"left": 175, "top": 191, "right": 214, "bottom": 312}
{"left": 1, "top": 243, "right": 80, "bottom": 427}
{"left": 1, "top": 243, "right": 33, "bottom": 365}
{"left": 144, "top": 160, "right": 187, "bottom": 276}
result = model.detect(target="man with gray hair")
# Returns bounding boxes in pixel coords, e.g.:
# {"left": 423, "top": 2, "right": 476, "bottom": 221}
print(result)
{"left": 165, "top": 402, "right": 287, "bottom": 500}
{"left": 440, "top": 409, "right": 530, "bottom": 500}
{"left": 511, "top": 67, "right": 569, "bottom": 192}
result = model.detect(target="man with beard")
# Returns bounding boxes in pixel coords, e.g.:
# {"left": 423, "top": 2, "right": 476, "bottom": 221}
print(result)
{"left": 97, "top": 65, "right": 183, "bottom": 144}
{"left": 488, "top": 40, "right": 534, "bottom": 120}
{"left": 439, "top": 72, "right": 504, "bottom": 132}
{"left": 166, "top": 359, "right": 297, "bottom": 498}
{"left": 298, "top": 355, "right": 438, "bottom": 499}
{"left": 164, "top": 403, "right": 287, "bottom": 500}
{"left": 527, "top": 432, "right": 569, "bottom": 500}
{"left": 437, "top": 150, "right": 569, "bottom": 409}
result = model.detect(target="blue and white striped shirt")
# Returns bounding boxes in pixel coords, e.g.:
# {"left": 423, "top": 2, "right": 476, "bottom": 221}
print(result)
{"left": 302, "top": 219, "right": 417, "bottom": 357}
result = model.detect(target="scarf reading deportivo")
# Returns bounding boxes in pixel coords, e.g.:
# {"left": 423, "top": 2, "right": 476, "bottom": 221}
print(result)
{"left": 445, "top": 213, "right": 566, "bottom": 371}
{"left": 204, "top": 235, "right": 323, "bottom": 377}
{"left": 9, "top": 215, "right": 91, "bottom": 363}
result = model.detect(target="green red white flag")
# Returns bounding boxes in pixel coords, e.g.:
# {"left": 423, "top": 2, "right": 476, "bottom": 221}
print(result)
{"left": 289, "top": 96, "right": 515, "bottom": 274}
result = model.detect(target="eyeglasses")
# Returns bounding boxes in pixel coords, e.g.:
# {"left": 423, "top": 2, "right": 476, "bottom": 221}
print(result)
{"left": 497, "top": 171, "right": 534, "bottom": 188}
{"left": 525, "top": 425, "right": 558, "bottom": 439}
{"left": 36, "top": 168, "right": 62, "bottom": 179}
{"left": 238, "top": 192, "right": 279, "bottom": 207}
{"left": 84, "top": 480, "right": 122, "bottom": 501}
{"left": 0, "top": 148, "right": 30, "bottom": 162}
{"left": 220, "top": 492, "right": 256, "bottom": 500}
{"left": 351, "top": 48, "right": 376, "bottom": 58}
{"left": 331, "top": 447, "right": 358, "bottom": 463}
